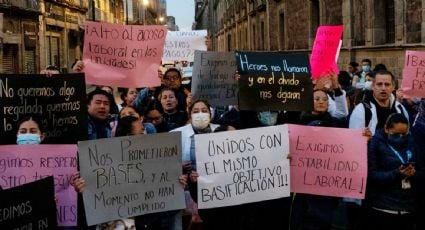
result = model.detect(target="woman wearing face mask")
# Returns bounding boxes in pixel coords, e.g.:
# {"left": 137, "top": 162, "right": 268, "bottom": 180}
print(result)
{"left": 16, "top": 117, "right": 45, "bottom": 145}
{"left": 365, "top": 113, "right": 424, "bottom": 230}
{"left": 291, "top": 73, "right": 349, "bottom": 230}
{"left": 171, "top": 100, "right": 238, "bottom": 230}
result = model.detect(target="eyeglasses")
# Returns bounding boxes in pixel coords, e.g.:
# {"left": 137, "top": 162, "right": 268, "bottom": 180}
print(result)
{"left": 314, "top": 97, "right": 328, "bottom": 102}
{"left": 164, "top": 76, "right": 180, "bottom": 81}
{"left": 145, "top": 116, "right": 163, "bottom": 123}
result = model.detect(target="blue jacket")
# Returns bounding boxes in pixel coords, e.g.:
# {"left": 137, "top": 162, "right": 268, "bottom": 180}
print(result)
{"left": 366, "top": 129, "right": 425, "bottom": 212}
{"left": 87, "top": 116, "right": 112, "bottom": 140}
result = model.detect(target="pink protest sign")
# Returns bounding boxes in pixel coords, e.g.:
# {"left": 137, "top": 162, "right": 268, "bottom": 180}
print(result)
{"left": 310, "top": 25, "right": 343, "bottom": 79}
{"left": 288, "top": 125, "right": 367, "bottom": 199}
{"left": 401, "top": 50, "right": 425, "bottom": 98}
{"left": 0, "top": 145, "right": 78, "bottom": 226}
{"left": 83, "top": 21, "right": 167, "bottom": 87}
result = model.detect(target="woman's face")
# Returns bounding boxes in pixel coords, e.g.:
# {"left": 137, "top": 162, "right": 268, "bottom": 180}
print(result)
{"left": 146, "top": 109, "right": 164, "bottom": 126}
{"left": 131, "top": 120, "right": 145, "bottom": 135}
{"left": 17, "top": 120, "right": 42, "bottom": 135}
{"left": 313, "top": 91, "right": 328, "bottom": 113}
{"left": 191, "top": 102, "right": 209, "bottom": 115}
{"left": 385, "top": 123, "right": 408, "bottom": 136}
{"left": 163, "top": 70, "right": 181, "bottom": 89}
{"left": 125, "top": 88, "right": 138, "bottom": 105}
{"left": 160, "top": 90, "right": 178, "bottom": 113}
{"left": 120, "top": 107, "right": 140, "bottom": 119}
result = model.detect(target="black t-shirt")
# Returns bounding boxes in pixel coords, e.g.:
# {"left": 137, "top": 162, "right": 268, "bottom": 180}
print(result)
{"left": 163, "top": 110, "right": 188, "bottom": 130}
{"left": 371, "top": 97, "right": 397, "bottom": 130}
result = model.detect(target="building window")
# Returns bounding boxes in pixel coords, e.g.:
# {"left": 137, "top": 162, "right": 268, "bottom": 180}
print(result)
{"left": 279, "top": 12, "right": 285, "bottom": 50}
{"left": 406, "top": 0, "right": 421, "bottom": 43}
{"left": 252, "top": 24, "right": 256, "bottom": 50}
{"left": 385, "top": 0, "right": 395, "bottom": 43}
{"left": 260, "top": 21, "right": 265, "bottom": 50}
{"left": 46, "top": 36, "right": 60, "bottom": 68}
{"left": 353, "top": 0, "right": 365, "bottom": 46}
{"left": 311, "top": 0, "right": 320, "bottom": 39}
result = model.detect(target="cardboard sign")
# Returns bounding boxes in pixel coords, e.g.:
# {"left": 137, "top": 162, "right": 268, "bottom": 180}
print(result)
{"left": 191, "top": 51, "right": 238, "bottom": 106}
{"left": 288, "top": 125, "right": 367, "bottom": 199}
{"left": 0, "top": 145, "right": 78, "bottom": 226}
{"left": 401, "top": 50, "right": 425, "bottom": 98}
{"left": 0, "top": 74, "right": 87, "bottom": 144}
{"left": 78, "top": 132, "right": 185, "bottom": 226}
{"left": 0, "top": 176, "right": 57, "bottom": 230}
{"left": 83, "top": 21, "right": 167, "bottom": 87}
{"left": 195, "top": 125, "right": 291, "bottom": 209}
{"left": 310, "top": 25, "right": 343, "bottom": 79}
{"left": 162, "top": 30, "right": 207, "bottom": 62}
{"left": 235, "top": 52, "right": 313, "bottom": 111}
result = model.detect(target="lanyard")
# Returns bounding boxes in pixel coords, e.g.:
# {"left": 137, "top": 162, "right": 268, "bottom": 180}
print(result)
{"left": 389, "top": 146, "right": 412, "bottom": 164}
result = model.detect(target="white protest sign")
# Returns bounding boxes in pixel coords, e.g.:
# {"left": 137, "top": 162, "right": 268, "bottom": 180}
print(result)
{"left": 78, "top": 132, "right": 185, "bottom": 226}
{"left": 195, "top": 125, "right": 291, "bottom": 209}
{"left": 162, "top": 30, "right": 207, "bottom": 62}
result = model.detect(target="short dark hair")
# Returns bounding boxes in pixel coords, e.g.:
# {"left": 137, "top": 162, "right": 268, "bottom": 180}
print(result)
{"left": 115, "top": 116, "right": 140, "bottom": 137}
{"left": 361, "top": 59, "right": 372, "bottom": 65}
{"left": 87, "top": 89, "right": 113, "bottom": 105}
{"left": 385, "top": 113, "right": 408, "bottom": 129}
{"left": 338, "top": 71, "right": 351, "bottom": 86}
{"left": 163, "top": 68, "right": 182, "bottom": 79}
{"left": 189, "top": 99, "right": 211, "bottom": 115}
{"left": 373, "top": 70, "right": 395, "bottom": 83}
{"left": 46, "top": 65, "right": 59, "bottom": 71}
{"left": 373, "top": 63, "right": 387, "bottom": 72}
{"left": 349, "top": 62, "right": 359, "bottom": 68}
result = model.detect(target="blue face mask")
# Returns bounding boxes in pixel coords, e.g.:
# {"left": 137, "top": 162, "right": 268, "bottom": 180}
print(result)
{"left": 259, "top": 111, "right": 278, "bottom": 126}
{"left": 388, "top": 134, "right": 408, "bottom": 148}
{"left": 16, "top": 133, "right": 41, "bottom": 145}
{"left": 362, "top": 65, "right": 370, "bottom": 72}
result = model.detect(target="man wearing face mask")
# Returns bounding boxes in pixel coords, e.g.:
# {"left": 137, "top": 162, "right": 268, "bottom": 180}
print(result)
{"left": 352, "top": 59, "right": 372, "bottom": 89}
{"left": 258, "top": 111, "right": 279, "bottom": 126}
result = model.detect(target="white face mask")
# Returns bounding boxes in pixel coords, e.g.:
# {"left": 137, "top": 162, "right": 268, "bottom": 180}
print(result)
{"left": 364, "top": 81, "right": 373, "bottom": 90}
{"left": 191, "top": 112, "right": 210, "bottom": 130}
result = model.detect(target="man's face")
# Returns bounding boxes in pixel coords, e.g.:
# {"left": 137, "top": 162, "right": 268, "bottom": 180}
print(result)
{"left": 373, "top": 74, "right": 394, "bottom": 102}
{"left": 88, "top": 94, "right": 110, "bottom": 120}
{"left": 163, "top": 70, "right": 181, "bottom": 89}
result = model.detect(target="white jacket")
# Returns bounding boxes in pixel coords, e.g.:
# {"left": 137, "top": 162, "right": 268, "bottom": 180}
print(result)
{"left": 171, "top": 123, "right": 220, "bottom": 161}
{"left": 349, "top": 94, "right": 409, "bottom": 135}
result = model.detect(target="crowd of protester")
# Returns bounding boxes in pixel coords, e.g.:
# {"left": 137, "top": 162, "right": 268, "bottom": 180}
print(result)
{"left": 5, "top": 56, "right": 425, "bottom": 230}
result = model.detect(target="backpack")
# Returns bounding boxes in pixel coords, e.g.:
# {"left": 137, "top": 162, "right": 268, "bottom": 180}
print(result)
{"left": 348, "top": 101, "right": 372, "bottom": 128}
{"left": 362, "top": 102, "right": 372, "bottom": 127}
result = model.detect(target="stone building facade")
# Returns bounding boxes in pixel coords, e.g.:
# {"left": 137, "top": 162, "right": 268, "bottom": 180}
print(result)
{"left": 195, "top": 0, "right": 425, "bottom": 79}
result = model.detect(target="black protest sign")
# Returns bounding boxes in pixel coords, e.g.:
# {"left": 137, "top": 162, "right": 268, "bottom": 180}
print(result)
{"left": 235, "top": 52, "right": 313, "bottom": 111}
{"left": 191, "top": 51, "right": 238, "bottom": 106}
{"left": 0, "top": 74, "right": 87, "bottom": 144}
{"left": 0, "top": 176, "right": 57, "bottom": 230}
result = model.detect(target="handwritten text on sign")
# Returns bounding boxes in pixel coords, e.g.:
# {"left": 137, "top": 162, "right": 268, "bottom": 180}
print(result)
{"left": 83, "top": 21, "right": 166, "bottom": 87}
{"left": 191, "top": 51, "right": 238, "bottom": 106}
{"left": 162, "top": 30, "right": 207, "bottom": 62}
{"left": 288, "top": 125, "right": 367, "bottom": 199}
{"left": 78, "top": 132, "right": 185, "bottom": 226}
{"left": 0, "top": 145, "right": 78, "bottom": 226}
{"left": 310, "top": 25, "right": 343, "bottom": 79}
{"left": 0, "top": 74, "right": 87, "bottom": 145}
{"left": 0, "top": 177, "right": 57, "bottom": 230}
{"left": 401, "top": 50, "right": 425, "bottom": 98}
{"left": 235, "top": 52, "right": 313, "bottom": 111}
{"left": 195, "top": 125, "right": 291, "bottom": 209}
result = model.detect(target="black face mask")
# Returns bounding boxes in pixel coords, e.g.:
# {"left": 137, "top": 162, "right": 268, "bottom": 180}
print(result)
{"left": 388, "top": 134, "right": 408, "bottom": 148}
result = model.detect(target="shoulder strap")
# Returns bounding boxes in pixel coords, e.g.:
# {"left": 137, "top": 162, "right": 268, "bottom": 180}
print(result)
{"left": 362, "top": 102, "right": 372, "bottom": 127}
